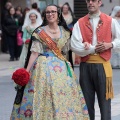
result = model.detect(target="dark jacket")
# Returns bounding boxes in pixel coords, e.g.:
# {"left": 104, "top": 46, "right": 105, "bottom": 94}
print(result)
{"left": 5, "top": 15, "right": 19, "bottom": 36}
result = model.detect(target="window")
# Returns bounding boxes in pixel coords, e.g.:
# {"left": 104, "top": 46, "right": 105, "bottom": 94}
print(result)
{"left": 38, "top": 0, "right": 58, "bottom": 12}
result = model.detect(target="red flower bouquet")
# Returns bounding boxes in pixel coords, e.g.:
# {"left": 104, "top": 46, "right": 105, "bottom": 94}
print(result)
{"left": 12, "top": 68, "right": 30, "bottom": 86}
{"left": 25, "top": 39, "right": 30, "bottom": 44}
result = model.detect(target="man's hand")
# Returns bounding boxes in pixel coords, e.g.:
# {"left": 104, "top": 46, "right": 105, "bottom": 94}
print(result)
{"left": 95, "top": 42, "right": 113, "bottom": 53}
{"left": 84, "top": 42, "right": 90, "bottom": 50}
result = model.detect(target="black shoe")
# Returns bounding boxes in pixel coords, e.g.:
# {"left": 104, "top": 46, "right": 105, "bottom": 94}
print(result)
{"left": 9, "top": 58, "right": 14, "bottom": 61}
{"left": 2, "top": 51, "right": 9, "bottom": 54}
{"left": 16, "top": 58, "right": 19, "bottom": 61}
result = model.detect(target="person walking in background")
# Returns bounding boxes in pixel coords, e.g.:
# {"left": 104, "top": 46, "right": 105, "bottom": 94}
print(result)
{"left": 71, "top": 0, "right": 120, "bottom": 120}
{"left": 15, "top": 6, "right": 23, "bottom": 19}
{"left": 23, "top": 2, "right": 42, "bottom": 31}
{"left": 61, "top": 2, "right": 75, "bottom": 30}
{"left": 61, "top": 2, "right": 75, "bottom": 68}
{"left": 19, "top": 9, "right": 42, "bottom": 67}
{"left": 31, "top": 2, "right": 41, "bottom": 13}
{"left": 110, "top": 6, "right": 120, "bottom": 69}
{"left": 20, "top": 7, "right": 30, "bottom": 26}
{"left": 5, "top": 7, "right": 20, "bottom": 61}
{"left": 15, "top": 6, "right": 23, "bottom": 58}
{"left": 10, "top": 4, "right": 90, "bottom": 120}
{"left": 1, "top": 2, "right": 12, "bottom": 53}
{"left": 62, "top": 2, "right": 81, "bottom": 66}
{"left": 111, "top": 6, "right": 120, "bottom": 23}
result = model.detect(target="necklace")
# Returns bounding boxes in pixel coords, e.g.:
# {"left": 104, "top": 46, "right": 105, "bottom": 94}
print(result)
{"left": 49, "top": 31, "right": 58, "bottom": 34}
{"left": 48, "top": 26, "right": 59, "bottom": 34}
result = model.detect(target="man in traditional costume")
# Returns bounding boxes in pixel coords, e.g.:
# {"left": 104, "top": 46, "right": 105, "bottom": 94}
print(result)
{"left": 71, "top": 0, "right": 120, "bottom": 120}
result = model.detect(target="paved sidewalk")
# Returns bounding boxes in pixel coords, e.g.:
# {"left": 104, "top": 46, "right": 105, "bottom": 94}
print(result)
{"left": 0, "top": 53, "right": 19, "bottom": 77}
{"left": 0, "top": 53, "right": 120, "bottom": 120}
{"left": 0, "top": 53, "right": 19, "bottom": 120}
{"left": 0, "top": 76, "right": 16, "bottom": 120}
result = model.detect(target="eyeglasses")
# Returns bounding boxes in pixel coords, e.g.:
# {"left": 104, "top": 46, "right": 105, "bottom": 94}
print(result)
{"left": 86, "top": 0, "right": 99, "bottom": 3}
{"left": 45, "top": 10, "right": 57, "bottom": 15}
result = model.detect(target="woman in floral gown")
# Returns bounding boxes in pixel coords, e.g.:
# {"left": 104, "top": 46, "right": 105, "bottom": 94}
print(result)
{"left": 10, "top": 5, "right": 90, "bottom": 120}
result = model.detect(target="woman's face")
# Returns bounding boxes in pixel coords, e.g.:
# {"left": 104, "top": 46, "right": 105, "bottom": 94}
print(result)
{"left": 29, "top": 13, "right": 37, "bottom": 23}
{"left": 16, "top": 10, "right": 21, "bottom": 15}
{"left": 45, "top": 6, "right": 58, "bottom": 24}
{"left": 62, "top": 5, "right": 69, "bottom": 14}
{"left": 26, "top": 10, "right": 30, "bottom": 14}
{"left": 10, "top": 8, "right": 15, "bottom": 15}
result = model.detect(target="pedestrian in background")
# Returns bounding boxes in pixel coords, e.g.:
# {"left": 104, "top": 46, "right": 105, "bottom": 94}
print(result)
{"left": 31, "top": 2, "right": 41, "bottom": 13}
{"left": 23, "top": 2, "right": 42, "bottom": 31}
{"left": 61, "top": 2, "right": 75, "bottom": 68}
{"left": 5, "top": 6, "right": 20, "bottom": 61}
{"left": 62, "top": 2, "right": 81, "bottom": 66}
{"left": 19, "top": 9, "right": 42, "bottom": 67}
{"left": 71, "top": 0, "right": 120, "bottom": 119}
{"left": 61, "top": 2, "right": 75, "bottom": 30}
{"left": 20, "top": 7, "right": 30, "bottom": 27}
{"left": 1, "top": 2, "right": 12, "bottom": 53}
{"left": 110, "top": 6, "right": 120, "bottom": 68}
{"left": 15, "top": 6, "right": 23, "bottom": 18}
{"left": 15, "top": 6, "right": 23, "bottom": 58}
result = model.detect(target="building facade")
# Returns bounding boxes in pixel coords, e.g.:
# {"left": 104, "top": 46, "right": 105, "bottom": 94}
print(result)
{"left": 1, "top": 0, "right": 119, "bottom": 18}
{"left": 100, "top": 0, "right": 120, "bottom": 15}
{"left": 5, "top": 0, "right": 73, "bottom": 12}
{"left": 1, "top": 0, "right": 119, "bottom": 17}
{"left": 0, "top": 0, "right": 120, "bottom": 52}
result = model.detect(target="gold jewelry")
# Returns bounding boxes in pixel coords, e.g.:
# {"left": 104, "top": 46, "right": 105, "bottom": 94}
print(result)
{"left": 48, "top": 26, "right": 59, "bottom": 34}
{"left": 49, "top": 31, "right": 58, "bottom": 34}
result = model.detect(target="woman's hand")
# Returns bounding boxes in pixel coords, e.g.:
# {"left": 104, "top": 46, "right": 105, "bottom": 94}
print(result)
{"left": 26, "top": 69, "right": 29, "bottom": 73}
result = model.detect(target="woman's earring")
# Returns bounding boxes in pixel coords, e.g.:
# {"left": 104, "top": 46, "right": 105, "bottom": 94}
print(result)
{"left": 57, "top": 18, "right": 59, "bottom": 23}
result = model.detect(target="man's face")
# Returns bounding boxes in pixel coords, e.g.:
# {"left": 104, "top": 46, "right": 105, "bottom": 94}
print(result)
{"left": 86, "top": 0, "right": 102, "bottom": 14}
{"left": 116, "top": 11, "right": 120, "bottom": 17}
{"left": 6, "top": 2, "right": 12, "bottom": 10}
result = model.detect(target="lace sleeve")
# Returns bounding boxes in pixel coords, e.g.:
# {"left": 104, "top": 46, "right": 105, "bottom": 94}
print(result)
{"left": 61, "top": 38, "right": 70, "bottom": 60}
{"left": 30, "top": 41, "right": 43, "bottom": 53}
{"left": 30, "top": 33, "right": 43, "bottom": 53}
{"left": 61, "top": 38, "right": 70, "bottom": 54}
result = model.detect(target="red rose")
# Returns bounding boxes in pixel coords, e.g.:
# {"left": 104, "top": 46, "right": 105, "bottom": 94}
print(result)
{"left": 12, "top": 68, "right": 30, "bottom": 86}
{"left": 25, "top": 39, "right": 30, "bottom": 44}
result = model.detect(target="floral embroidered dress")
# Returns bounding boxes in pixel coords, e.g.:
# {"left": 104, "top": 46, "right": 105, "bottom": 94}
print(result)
{"left": 10, "top": 26, "right": 90, "bottom": 120}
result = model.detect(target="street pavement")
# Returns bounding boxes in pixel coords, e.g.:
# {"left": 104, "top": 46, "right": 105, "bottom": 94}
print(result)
{"left": 0, "top": 53, "right": 120, "bottom": 120}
